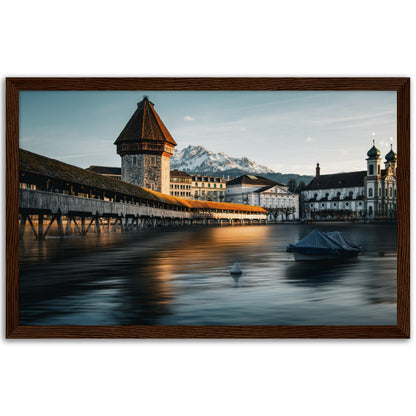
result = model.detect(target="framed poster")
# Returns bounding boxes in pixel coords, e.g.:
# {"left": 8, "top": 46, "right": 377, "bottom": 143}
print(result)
{"left": 5, "top": 77, "right": 410, "bottom": 338}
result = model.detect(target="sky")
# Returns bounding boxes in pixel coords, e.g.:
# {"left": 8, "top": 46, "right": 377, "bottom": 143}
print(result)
{"left": 19, "top": 90, "right": 397, "bottom": 175}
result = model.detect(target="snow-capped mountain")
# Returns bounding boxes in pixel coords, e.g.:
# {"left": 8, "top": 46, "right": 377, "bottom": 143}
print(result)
{"left": 171, "top": 145, "right": 275, "bottom": 174}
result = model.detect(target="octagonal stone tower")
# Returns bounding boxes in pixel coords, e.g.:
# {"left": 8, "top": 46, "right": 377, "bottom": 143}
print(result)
{"left": 114, "top": 97, "right": 177, "bottom": 194}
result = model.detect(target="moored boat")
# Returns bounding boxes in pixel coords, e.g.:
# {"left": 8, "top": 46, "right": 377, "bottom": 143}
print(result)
{"left": 286, "top": 230, "right": 360, "bottom": 261}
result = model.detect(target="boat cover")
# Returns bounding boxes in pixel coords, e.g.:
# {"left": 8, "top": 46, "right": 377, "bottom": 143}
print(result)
{"left": 286, "top": 230, "right": 360, "bottom": 255}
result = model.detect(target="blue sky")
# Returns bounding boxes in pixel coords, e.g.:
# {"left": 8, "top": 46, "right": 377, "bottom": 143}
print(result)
{"left": 19, "top": 90, "right": 397, "bottom": 175}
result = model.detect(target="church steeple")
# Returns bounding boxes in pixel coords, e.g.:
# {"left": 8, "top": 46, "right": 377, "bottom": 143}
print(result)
{"left": 366, "top": 138, "right": 381, "bottom": 177}
{"left": 115, "top": 97, "right": 177, "bottom": 194}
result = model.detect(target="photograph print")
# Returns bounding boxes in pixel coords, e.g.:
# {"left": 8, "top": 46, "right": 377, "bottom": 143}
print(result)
{"left": 8, "top": 79, "right": 409, "bottom": 337}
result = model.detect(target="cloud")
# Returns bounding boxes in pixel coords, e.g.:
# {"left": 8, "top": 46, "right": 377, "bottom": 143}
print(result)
{"left": 306, "top": 137, "right": 313, "bottom": 143}
{"left": 184, "top": 115, "right": 195, "bottom": 121}
{"left": 239, "top": 127, "right": 247, "bottom": 131}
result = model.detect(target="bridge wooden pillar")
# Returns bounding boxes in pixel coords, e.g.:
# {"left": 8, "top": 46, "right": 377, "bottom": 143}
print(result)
{"left": 57, "top": 214, "right": 64, "bottom": 236}
{"left": 94, "top": 216, "right": 101, "bottom": 233}
{"left": 19, "top": 214, "right": 27, "bottom": 240}
{"left": 38, "top": 214, "right": 44, "bottom": 240}
{"left": 81, "top": 217, "right": 86, "bottom": 234}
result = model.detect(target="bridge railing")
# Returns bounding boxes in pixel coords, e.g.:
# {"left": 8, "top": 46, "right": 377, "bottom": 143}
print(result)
{"left": 19, "top": 188, "right": 192, "bottom": 219}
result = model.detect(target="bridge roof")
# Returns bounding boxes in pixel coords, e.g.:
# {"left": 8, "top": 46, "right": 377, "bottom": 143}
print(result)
{"left": 19, "top": 149, "right": 266, "bottom": 214}
{"left": 114, "top": 96, "right": 177, "bottom": 146}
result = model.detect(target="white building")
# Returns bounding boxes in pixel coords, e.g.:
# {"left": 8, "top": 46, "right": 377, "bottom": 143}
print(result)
{"left": 191, "top": 174, "right": 226, "bottom": 202}
{"left": 301, "top": 142, "right": 397, "bottom": 220}
{"left": 225, "top": 175, "right": 299, "bottom": 221}
{"left": 170, "top": 170, "right": 192, "bottom": 198}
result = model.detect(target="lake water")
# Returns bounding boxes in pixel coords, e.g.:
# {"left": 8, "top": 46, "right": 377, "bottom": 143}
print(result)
{"left": 19, "top": 223, "right": 397, "bottom": 326}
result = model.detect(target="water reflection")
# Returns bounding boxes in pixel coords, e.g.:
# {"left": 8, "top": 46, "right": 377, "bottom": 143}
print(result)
{"left": 285, "top": 260, "right": 350, "bottom": 287}
{"left": 19, "top": 224, "right": 397, "bottom": 325}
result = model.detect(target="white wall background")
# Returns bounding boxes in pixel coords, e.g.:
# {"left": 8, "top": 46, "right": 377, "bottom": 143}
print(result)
{"left": 1, "top": 1, "right": 414, "bottom": 415}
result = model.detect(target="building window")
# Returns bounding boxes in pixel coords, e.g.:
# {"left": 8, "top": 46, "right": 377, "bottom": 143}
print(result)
{"left": 333, "top": 203, "right": 336, "bottom": 207}
{"left": 133, "top": 156, "right": 137, "bottom": 165}
{"left": 368, "top": 188, "right": 373, "bottom": 197}
{"left": 151, "top": 156, "right": 156, "bottom": 166}
{"left": 346, "top": 202, "right": 349, "bottom": 206}
{"left": 389, "top": 187, "right": 392, "bottom": 197}
{"left": 369, "top": 165, "right": 374, "bottom": 175}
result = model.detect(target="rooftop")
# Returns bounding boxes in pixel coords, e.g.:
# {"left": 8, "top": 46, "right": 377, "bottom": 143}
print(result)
{"left": 303, "top": 171, "right": 367, "bottom": 191}
{"left": 20, "top": 149, "right": 266, "bottom": 214}
{"left": 86, "top": 166, "right": 121, "bottom": 175}
{"left": 114, "top": 96, "right": 177, "bottom": 146}
{"left": 227, "top": 175, "right": 283, "bottom": 187}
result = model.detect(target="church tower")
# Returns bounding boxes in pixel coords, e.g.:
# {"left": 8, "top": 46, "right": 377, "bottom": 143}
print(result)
{"left": 114, "top": 97, "right": 177, "bottom": 194}
{"left": 384, "top": 144, "right": 397, "bottom": 176}
{"left": 365, "top": 139, "right": 381, "bottom": 218}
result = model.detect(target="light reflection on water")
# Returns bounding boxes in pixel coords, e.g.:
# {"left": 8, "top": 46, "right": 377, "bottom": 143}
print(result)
{"left": 19, "top": 224, "right": 397, "bottom": 325}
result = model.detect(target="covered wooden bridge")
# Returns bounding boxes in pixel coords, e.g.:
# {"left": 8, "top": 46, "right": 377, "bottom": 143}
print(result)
{"left": 19, "top": 149, "right": 267, "bottom": 239}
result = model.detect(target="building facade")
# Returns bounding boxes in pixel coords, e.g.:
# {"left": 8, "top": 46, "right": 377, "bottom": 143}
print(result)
{"left": 170, "top": 170, "right": 192, "bottom": 198}
{"left": 225, "top": 175, "right": 299, "bottom": 221}
{"left": 114, "top": 96, "right": 177, "bottom": 194}
{"left": 191, "top": 175, "right": 226, "bottom": 202}
{"left": 301, "top": 142, "right": 397, "bottom": 220}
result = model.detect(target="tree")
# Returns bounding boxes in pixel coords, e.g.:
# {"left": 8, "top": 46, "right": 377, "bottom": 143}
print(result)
{"left": 296, "top": 181, "right": 306, "bottom": 194}
{"left": 287, "top": 178, "right": 297, "bottom": 193}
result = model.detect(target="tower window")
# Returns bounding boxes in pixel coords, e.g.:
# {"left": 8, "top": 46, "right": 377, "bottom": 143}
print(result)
{"left": 133, "top": 156, "right": 137, "bottom": 165}
{"left": 151, "top": 156, "right": 156, "bottom": 166}
{"left": 378, "top": 165, "right": 380, "bottom": 174}
{"left": 369, "top": 165, "right": 374, "bottom": 175}
{"left": 369, "top": 188, "right": 373, "bottom": 197}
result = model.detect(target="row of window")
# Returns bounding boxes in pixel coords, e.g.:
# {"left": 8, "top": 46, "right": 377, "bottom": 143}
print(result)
{"left": 368, "top": 187, "right": 396, "bottom": 197}
{"left": 171, "top": 177, "right": 192, "bottom": 183}
{"left": 194, "top": 191, "right": 224, "bottom": 196}
{"left": 171, "top": 191, "right": 192, "bottom": 197}
{"left": 170, "top": 184, "right": 191, "bottom": 190}
{"left": 310, "top": 202, "right": 363, "bottom": 208}
{"left": 192, "top": 176, "right": 225, "bottom": 183}
{"left": 311, "top": 191, "right": 363, "bottom": 199}
{"left": 193, "top": 182, "right": 224, "bottom": 188}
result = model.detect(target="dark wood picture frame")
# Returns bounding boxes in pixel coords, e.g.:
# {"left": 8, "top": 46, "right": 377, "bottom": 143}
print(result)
{"left": 6, "top": 77, "right": 410, "bottom": 338}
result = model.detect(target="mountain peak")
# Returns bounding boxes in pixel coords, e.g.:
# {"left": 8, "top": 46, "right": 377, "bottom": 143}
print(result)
{"left": 171, "top": 145, "right": 275, "bottom": 175}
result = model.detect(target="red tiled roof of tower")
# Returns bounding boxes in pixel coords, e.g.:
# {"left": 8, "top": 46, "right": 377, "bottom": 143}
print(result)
{"left": 114, "top": 97, "right": 177, "bottom": 146}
